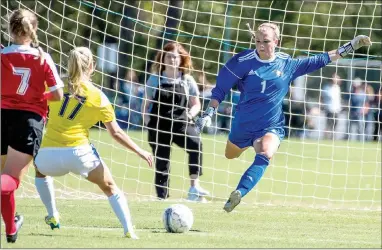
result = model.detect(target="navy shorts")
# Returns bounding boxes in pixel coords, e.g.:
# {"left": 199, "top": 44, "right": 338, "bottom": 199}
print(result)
{"left": 228, "top": 125, "right": 285, "bottom": 149}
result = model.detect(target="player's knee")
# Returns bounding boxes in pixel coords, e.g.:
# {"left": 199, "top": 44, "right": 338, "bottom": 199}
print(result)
{"left": 99, "top": 180, "right": 116, "bottom": 196}
{"left": 225, "top": 153, "right": 235, "bottom": 159}
{"left": 35, "top": 168, "right": 46, "bottom": 178}
{"left": 259, "top": 151, "right": 273, "bottom": 160}
{"left": 225, "top": 151, "right": 239, "bottom": 159}
{"left": 257, "top": 143, "right": 278, "bottom": 160}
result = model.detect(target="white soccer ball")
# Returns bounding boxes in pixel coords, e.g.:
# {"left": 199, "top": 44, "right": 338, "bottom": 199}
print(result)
{"left": 163, "top": 204, "right": 194, "bottom": 233}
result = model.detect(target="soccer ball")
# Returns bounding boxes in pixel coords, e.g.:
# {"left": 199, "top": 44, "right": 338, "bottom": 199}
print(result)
{"left": 163, "top": 204, "right": 194, "bottom": 233}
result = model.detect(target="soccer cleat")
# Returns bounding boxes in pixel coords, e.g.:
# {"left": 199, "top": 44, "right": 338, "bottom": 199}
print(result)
{"left": 223, "top": 190, "right": 242, "bottom": 213}
{"left": 187, "top": 185, "right": 210, "bottom": 201}
{"left": 125, "top": 231, "right": 139, "bottom": 239}
{"left": 45, "top": 215, "right": 60, "bottom": 230}
{"left": 6, "top": 214, "right": 24, "bottom": 243}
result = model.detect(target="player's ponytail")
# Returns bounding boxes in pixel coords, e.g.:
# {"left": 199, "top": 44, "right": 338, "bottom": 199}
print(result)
{"left": 10, "top": 9, "right": 44, "bottom": 64}
{"left": 30, "top": 27, "right": 44, "bottom": 65}
{"left": 68, "top": 47, "right": 94, "bottom": 97}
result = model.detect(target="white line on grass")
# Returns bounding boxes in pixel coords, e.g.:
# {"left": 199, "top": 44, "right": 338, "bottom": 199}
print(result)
{"left": 60, "top": 225, "right": 216, "bottom": 237}
{"left": 59, "top": 225, "right": 380, "bottom": 245}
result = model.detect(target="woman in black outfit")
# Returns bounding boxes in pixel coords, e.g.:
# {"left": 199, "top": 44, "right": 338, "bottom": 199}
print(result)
{"left": 142, "top": 42, "right": 209, "bottom": 201}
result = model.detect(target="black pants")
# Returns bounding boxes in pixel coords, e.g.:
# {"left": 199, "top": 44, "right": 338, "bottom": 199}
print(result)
{"left": 148, "top": 120, "right": 203, "bottom": 199}
{"left": 1, "top": 109, "right": 44, "bottom": 157}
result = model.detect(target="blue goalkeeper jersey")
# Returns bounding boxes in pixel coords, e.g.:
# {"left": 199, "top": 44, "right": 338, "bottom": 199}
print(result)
{"left": 211, "top": 49, "right": 331, "bottom": 132}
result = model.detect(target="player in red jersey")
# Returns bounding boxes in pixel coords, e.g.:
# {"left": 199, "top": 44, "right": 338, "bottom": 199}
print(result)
{"left": 1, "top": 9, "right": 64, "bottom": 243}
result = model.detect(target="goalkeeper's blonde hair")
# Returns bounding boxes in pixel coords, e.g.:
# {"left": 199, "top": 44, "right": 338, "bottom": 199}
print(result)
{"left": 68, "top": 47, "right": 94, "bottom": 97}
{"left": 246, "top": 22, "right": 280, "bottom": 40}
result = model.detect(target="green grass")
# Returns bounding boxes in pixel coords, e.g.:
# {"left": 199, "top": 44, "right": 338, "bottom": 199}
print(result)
{"left": 2, "top": 130, "right": 381, "bottom": 248}
{"left": 2, "top": 199, "right": 381, "bottom": 248}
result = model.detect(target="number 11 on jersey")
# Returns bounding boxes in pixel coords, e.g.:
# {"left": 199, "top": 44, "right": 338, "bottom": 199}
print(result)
{"left": 58, "top": 93, "right": 87, "bottom": 120}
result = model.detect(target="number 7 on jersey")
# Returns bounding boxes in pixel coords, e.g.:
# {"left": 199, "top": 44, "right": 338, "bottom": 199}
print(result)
{"left": 13, "top": 67, "right": 31, "bottom": 95}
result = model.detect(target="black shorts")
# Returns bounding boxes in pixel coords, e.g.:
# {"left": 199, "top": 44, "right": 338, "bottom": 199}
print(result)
{"left": 1, "top": 109, "right": 44, "bottom": 157}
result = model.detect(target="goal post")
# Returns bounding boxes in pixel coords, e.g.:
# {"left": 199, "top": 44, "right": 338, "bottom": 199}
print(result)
{"left": 1, "top": 0, "right": 381, "bottom": 211}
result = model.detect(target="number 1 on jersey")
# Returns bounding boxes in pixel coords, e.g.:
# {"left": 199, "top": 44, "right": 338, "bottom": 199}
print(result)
{"left": 261, "top": 80, "right": 266, "bottom": 93}
{"left": 58, "top": 93, "right": 87, "bottom": 120}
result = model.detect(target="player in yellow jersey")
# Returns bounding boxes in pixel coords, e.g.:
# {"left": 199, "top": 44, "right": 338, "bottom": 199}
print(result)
{"left": 34, "top": 47, "right": 153, "bottom": 239}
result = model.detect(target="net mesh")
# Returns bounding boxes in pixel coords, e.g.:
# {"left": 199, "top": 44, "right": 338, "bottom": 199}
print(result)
{"left": 1, "top": 0, "right": 381, "bottom": 210}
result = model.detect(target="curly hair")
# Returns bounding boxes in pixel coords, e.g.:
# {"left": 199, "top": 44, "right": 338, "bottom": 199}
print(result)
{"left": 152, "top": 42, "right": 193, "bottom": 75}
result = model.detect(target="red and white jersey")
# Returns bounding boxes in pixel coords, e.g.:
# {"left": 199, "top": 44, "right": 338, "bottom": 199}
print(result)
{"left": 1, "top": 44, "right": 64, "bottom": 118}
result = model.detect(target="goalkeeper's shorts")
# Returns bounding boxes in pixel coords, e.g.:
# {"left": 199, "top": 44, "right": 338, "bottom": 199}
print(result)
{"left": 35, "top": 144, "right": 102, "bottom": 178}
{"left": 228, "top": 126, "right": 285, "bottom": 149}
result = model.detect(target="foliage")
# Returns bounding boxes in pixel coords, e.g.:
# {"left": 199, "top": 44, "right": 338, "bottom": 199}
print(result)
{"left": 1, "top": 1, "right": 380, "bottom": 86}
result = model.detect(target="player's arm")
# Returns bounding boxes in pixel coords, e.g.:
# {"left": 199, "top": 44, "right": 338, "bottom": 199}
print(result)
{"left": 209, "top": 56, "right": 247, "bottom": 107}
{"left": 100, "top": 93, "right": 153, "bottom": 167}
{"left": 44, "top": 53, "right": 64, "bottom": 101}
{"left": 290, "top": 53, "right": 331, "bottom": 81}
{"left": 195, "top": 50, "right": 251, "bottom": 133}
{"left": 292, "top": 35, "right": 372, "bottom": 80}
{"left": 104, "top": 120, "right": 153, "bottom": 167}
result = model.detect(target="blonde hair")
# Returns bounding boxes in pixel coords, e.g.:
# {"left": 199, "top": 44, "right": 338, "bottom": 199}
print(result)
{"left": 9, "top": 9, "right": 44, "bottom": 64}
{"left": 246, "top": 22, "right": 280, "bottom": 40}
{"left": 67, "top": 47, "right": 94, "bottom": 97}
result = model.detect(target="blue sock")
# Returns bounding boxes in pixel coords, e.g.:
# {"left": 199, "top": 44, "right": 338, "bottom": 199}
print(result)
{"left": 236, "top": 154, "right": 269, "bottom": 197}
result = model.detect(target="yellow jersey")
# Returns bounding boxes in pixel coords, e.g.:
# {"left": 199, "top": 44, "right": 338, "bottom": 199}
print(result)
{"left": 41, "top": 81, "right": 115, "bottom": 147}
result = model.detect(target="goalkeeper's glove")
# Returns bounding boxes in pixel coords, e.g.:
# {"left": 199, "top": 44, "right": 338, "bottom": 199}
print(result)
{"left": 194, "top": 107, "right": 216, "bottom": 134}
{"left": 337, "top": 35, "right": 372, "bottom": 57}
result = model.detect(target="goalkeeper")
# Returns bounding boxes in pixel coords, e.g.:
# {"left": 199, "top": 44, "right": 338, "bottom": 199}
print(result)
{"left": 195, "top": 22, "right": 372, "bottom": 212}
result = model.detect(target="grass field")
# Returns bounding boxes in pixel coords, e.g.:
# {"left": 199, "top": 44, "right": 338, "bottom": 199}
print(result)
{"left": 1, "top": 198, "right": 381, "bottom": 248}
{"left": 2, "top": 130, "right": 381, "bottom": 248}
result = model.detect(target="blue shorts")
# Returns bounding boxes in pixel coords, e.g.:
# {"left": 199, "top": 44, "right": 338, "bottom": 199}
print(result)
{"left": 228, "top": 126, "right": 285, "bottom": 149}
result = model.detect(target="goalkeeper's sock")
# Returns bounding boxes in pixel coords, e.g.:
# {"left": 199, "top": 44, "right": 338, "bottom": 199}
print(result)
{"left": 108, "top": 190, "right": 134, "bottom": 235}
{"left": 35, "top": 176, "right": 59, "bottom": 218}
{"left": 236, "top": 154, "right": 269, "bottom": 197}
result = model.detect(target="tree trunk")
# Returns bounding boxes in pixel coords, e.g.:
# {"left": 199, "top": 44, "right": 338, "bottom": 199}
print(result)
{"left": 140, "top": 0, "right": 181, "bottom": 83}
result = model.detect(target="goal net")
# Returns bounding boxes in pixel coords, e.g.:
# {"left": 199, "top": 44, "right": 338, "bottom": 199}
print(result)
{"left": 1, "top": 0, "right": 381, "bottom": 211}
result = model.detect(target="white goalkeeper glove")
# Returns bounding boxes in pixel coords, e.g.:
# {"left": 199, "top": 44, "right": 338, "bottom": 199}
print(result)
{"left": 337, "top": 35, "right": 372, "bottom": 57}
{"left": 194, "top": 107, "right": 216, "bottom": 134}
